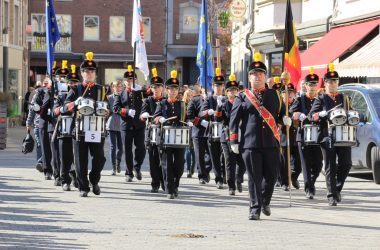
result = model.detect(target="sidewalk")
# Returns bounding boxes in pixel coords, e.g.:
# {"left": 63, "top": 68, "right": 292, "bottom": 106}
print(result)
{"left": 0, "top": 127, "right": 379, "bottom": 249}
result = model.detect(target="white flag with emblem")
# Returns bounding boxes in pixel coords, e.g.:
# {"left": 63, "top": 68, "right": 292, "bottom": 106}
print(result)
{"left": 132, "top": 0, "right": 149, "bottom": 80}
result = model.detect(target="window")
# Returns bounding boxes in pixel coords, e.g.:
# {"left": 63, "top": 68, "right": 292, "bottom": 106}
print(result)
{"left": 14, "top": 5, "right": 19, "bottom": 45}
{"left": 351, "top": 91, "right": 372, "bottom": 123}
{"left": 179, "top": 3, "right": 200, "bottom": 34}
{"left": 109, "top": 16, "right": 125, "bottom": 41}
{"left": 142, "top": 17, "right": 151, "bottom": 42}
{"left": 3, "top": 1, "right": 9, "bottom": 35}
{"left": 84, "top": 16, "right": 99, "bottom": 41}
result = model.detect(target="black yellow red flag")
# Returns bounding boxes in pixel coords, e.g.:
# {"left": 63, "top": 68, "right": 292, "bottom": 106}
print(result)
{"left": 283, "top": 0, "right": 301, "bottom": 89}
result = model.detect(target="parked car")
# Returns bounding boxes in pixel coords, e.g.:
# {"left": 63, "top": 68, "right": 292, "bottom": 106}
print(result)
{"left": 338, "top": 83, "right": 380, "bottom": 184}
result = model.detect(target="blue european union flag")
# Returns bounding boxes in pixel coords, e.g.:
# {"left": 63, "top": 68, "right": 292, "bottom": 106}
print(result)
{"left": 45, "top": 0, "right": 60, "bottom": 76}
{"left": 196, "top": 0, "right": 214, "bottom": 91}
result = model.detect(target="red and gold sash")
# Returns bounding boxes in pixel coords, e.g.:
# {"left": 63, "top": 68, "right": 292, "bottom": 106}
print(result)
{"left": 244, "top": 89, "right": 280, "bottom": 143}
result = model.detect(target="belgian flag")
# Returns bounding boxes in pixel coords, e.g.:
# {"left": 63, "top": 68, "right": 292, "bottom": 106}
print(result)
{"left": 283, "top": 0, "right": 301, "bottom": 89}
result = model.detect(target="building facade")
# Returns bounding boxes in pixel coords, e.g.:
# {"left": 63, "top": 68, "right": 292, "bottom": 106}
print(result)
{"left": 1, "top": 0, "right": 29, "bottom": 115}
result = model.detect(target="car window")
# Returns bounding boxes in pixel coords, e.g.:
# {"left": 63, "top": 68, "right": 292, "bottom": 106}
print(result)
{"left": 340, "top": 90, "right": 354, "bottom": 98}
{"left": 369, "top": 93, "right": 380, "bottom": 120}
{"left": 351, "top": 91, "right": 372, "bottom": 123}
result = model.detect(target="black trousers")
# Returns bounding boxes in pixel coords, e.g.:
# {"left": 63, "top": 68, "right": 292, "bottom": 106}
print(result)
{"left": 147, "top": 144, "right": 163, "bottom": 189}
{"left": 121, "top": 127, "right": 146, "bottom": 177}
{"left": 161, "top": 147, "right": 185, "bottom": 194}
{"left": 49, "top": 132, "right": 61, "bottom": 180}
{"left": 242, "top": 147, "right": 279, "bottom": 215}
{"left": 208, "top": 140, "right": 223, "bottom": 183}
{"left": 320, "top": 143, "right": 352, "bottom": 198}
{"left": 74, "top": 138, "right": 106, "bottom": 192}
{"left": 280, "top": 145, "right": 301, "bottom": 186}
{"left": 39, "top": 128, "right": 53, "bottom": 174}
{"left": 59, "top": 137, "right": 74, "bottom": 185}
{"left": 193, "top": 137, "right": 210, "bottom": 181}
{"left": 299, "top": 143, "right": 323, "bottom": 193}
{"left": 221, "top": 142, "right": 246, "bottom": 190}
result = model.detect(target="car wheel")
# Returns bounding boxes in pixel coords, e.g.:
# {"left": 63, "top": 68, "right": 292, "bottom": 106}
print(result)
{"left": 370, "top": 146, "right": 380, "bottom": 184}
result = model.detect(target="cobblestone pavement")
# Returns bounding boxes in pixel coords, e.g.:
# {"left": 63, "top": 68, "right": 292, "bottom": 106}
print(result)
{"left": 0, "top": 127, "right": 379, "bottom": 249}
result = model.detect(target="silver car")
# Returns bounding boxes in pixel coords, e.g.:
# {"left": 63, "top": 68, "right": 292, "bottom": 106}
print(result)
{"left": 339, "top": 83, "right": 380, "bottom": 184}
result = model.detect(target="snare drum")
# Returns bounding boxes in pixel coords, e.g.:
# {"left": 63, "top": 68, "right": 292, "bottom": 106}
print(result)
{"left": 78, "top": 115, "right": 106, "bottom": 137}
{"left": 303, "top": 124, "right": 319, "bottom": 145}
{"left": 78, "top": 98, "right": 95, "bottom": 115}
{"left": 149, "top": 124, "right": 161, "bottom": 145}
{"left": 330, "top": 108, "right": 347, "bottom": 126}
{"left": 347, "top": 110, "right": 360, "bottom": 125}
{"left": 211, "top": 122, "right": 223, "bottom": 141}
{"left": 331, "top": 125, "right": 357, "bottom": 147}
{"left": 59, "top": 116, "right": 73, "bottom": 137}
{"left": 95, "top": 101, "right": 108, "bottom": 116}
{"left": 162, "top": 126, "right": 190, "bottom": 148}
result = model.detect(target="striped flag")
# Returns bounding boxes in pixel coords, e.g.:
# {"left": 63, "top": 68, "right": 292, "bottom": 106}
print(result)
{"left": 283, "top": 0, "right": 301, "bottom": 89}
{"left": 132, "top": 0, "right": 149, "bottom": 80}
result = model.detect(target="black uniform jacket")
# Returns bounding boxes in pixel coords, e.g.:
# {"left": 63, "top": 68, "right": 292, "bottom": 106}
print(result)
{"left": 186, "top": 95, "right": 207, "bottom": 138}
{"left": 229, "top": 88, "right": 286, "bottom": 149}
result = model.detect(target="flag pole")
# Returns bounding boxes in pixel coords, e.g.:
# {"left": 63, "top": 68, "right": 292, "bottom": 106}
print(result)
{"left": 204, "top": 0, "right": 208, "bottom": 95}
{"left": 133, "top": 41, "right": 136, "bottom": 89}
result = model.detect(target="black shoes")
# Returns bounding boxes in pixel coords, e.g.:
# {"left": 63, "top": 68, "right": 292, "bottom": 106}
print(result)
{"left": 111, "top": 165, "right": 116, "bottom": 176}
{"left": 116, "top": 161, "right": 121, "bottom": 173}
{"left": 187, "top": 170, "right": 192, "bottom": 178}
{"left": 237, "top": 183, "right": 243, "bottom": 193}
{"left": 336, "top": 192, "right": 342, "bottom": 202}
{"left": 282, "top": 185, "right": 289, "bottom": 191}
{"left": 35, "top": 163, "right": 43, "bottom": 173}
{"left": 328, "top": 197, "right": 337, "bottom": 206}
{"left": 216, "top": 181, "right": 223, "bottom": 189}
{"left": 199, "top": 179, "right": 206, "bottom": 184}
{"left": 174, "top": 188, "right": 178, "bottom": 198}
{"left": 306, "top": 191, "right": 314, "bottom": 199}
{"left": 92, "top": 184, "right": 101, "bottom": 195}
{"left": 292, "top": 180, "right": 300, "bottom": 189}
{"left": 262, "top": 206, "right": 271, "bottom": 216}
{"left": 151, "top": 187, "right": 159, "bottom": 193}
{"left": 228, "top": 189, "right": 235, "bottom": 196}
{"left": 248, "top": 213, "right": 260, "bottom": 220}
{"left": 54, "top": 178, "right": 61, "bottom": 186}
{"left": 167, "top": 193, "right": 174, "bottom": 199}
{"left": 126, "top": 176, "right": 133, "bottom": 182}
{"left": 134, "top": 169, "right": 142, "bottom": 180}
{"left": 44, "top": 172, "right": 52, "bottom": 180}
{"left": 79, "top": 191, "right": 88, "bottom": 197}
{"left": 62, "top": 183, "right": 71, "bottom": 191}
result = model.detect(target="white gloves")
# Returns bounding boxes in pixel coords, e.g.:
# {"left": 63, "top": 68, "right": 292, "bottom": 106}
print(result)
{"left": 32, "top": 104, "right": 40, "bottom": 112}
{"left": 159, "top": 117, "right": 167, "bottom": 124}
{"left": 128, "top": 109, "right": 136, "bottom": 118}
{"left": 140, "top": 112, "right": 149, "bottom": 119}
{"left": 299, "top": 113, "right": 307, "bottom": 122}
{"left": 187, "top": 121, "right": 194, "bottom": 127}
{"left": 207, "top": 109, "right": 215, "bottom": 116}
{"left": 231, "top": 144, "right": 239, "bottom": 154}
{"left": 59, "top": 107, "right": 64, "bottom": 113}
{"left": 217, "top": 96, "right": 224, "bottom": 107}
{"left": 200, "top": 120, "right": 209, "bottom": 128}
{"left": 283, "top": 116, "right": 292, "bottom": 126}
{"left": 74, "top": 97, "right": 83, "bottom": 106}
{"left": 318, "top": 110, "right": 328, "bottom": 118}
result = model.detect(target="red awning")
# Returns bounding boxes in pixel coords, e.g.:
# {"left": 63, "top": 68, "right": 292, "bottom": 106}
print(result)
{"left": 300, "top": 18, "right": 380, "bottom": 87}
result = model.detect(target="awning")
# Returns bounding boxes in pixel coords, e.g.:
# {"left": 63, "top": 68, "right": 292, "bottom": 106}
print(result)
{"left": 300, "top": 18, "right": 380, "bottom": 87}
{"left": 335, "top": 35, "right": 380, "bottom": 77}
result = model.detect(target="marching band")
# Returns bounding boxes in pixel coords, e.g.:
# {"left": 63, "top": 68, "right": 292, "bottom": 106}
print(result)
{"left": 26, "top": 51, "right": 357, "bottom": 220}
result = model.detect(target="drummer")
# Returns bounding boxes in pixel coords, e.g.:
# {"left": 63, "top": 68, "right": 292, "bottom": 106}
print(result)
{"left": 290, "top": 67, "right": 323, "bottom": 199}
{"left": 200, "top": 68, "right": 226, "bottom": 189}
{"left": 309, "top": 63, "right": 352, "bottom": 206}
{"left": 62, "top": 52, "right": 108, "bottom": 197}
{"left": 154, "top": 70, "right": 193, "bottom": 199}
{"left": 215, "top": 73, "right": 246, "bottom": 195}
{"left": 140, "top": 68, "right": 165, "bottom": 193}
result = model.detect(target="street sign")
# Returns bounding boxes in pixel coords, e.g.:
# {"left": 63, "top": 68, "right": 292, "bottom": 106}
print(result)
{"left": 229, "top": 0, "right": 247, "bottom": 21}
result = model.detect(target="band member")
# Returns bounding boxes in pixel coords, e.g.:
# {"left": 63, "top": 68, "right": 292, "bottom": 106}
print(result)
{"left": 140, "top": 68, "right": 165, "bottom": 193}
{"left": 290, "top": 67, "right": 323, "bottom": 199}
{"left": 229, "top": 52, "right": 290, "bottom": 220}
{"left": 113, "top": 65, "right": 150, "bottom": 182}
{"left": 272, "top": 76, "right": 282, "bottom": 91}
{"left": 201, "top": 68, "right": 225, "bottom": 189}
{"left": 106, "top": 80, "right": 124, "bottom": 175}
{"left": 279, "top": 83, "right": 301, "bottom": 190}
{"left": 62, "top": 52, "right": 107, "bottom": 197}
{"left": 187, "top": 84, "right": 210, "bottom": 184}
{"left": 215, "top": 74, "right": 246, "bottom": 195}
{"left": 309, "top": 63, "right": 352, "bottom": 206}
{"left": 154, "top": 70, "right": 192, "bottom": 199}
{"left": 54, "top": 64, "right": 80, "bottom": 191}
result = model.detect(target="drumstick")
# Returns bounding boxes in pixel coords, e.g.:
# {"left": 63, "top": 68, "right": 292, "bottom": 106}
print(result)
{"left": 166, "top": 116, "right": 177, "bottom": 121}
{"left": 327, "top": 103, "right": 342, "bottom": 113}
